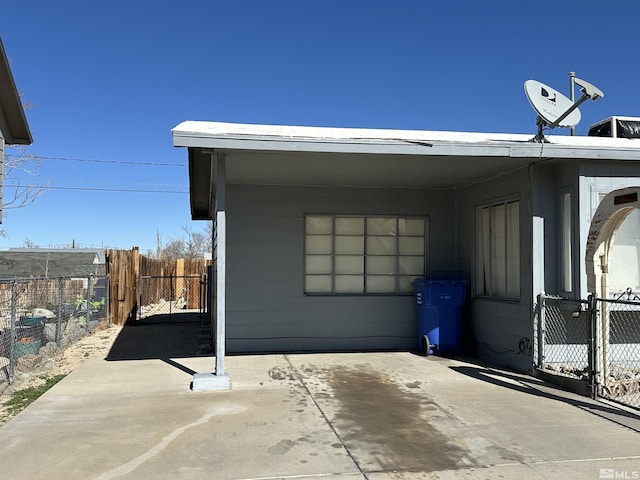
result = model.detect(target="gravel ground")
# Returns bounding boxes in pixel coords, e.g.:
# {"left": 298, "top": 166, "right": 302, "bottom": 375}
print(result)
{"left": 0, "top": 322, "right": 123, "bottom": 426}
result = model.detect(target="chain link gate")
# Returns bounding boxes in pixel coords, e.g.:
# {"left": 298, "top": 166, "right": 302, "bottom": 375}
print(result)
{"left": 597, "top": 292, "right": 640, "bottom": 407}
{"left": 138, "top": 275, "right": 207, "bottom": 323}
{"left": 535, "top": 294, "right": 593, "bottom": 382}
{"left": 536, "top": 292, "right": 640, "bottom": 410}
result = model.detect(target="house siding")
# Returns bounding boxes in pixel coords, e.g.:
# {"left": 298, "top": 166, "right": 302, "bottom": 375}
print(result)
{"left": 0, "top": 131, "right": 3, "bottom": 223}
{"left": 224, "top": 184, "right": 457, "bottom": 353}
{"left": 456, "top": 166, "right": 533, "bottom": 371}
{"left": 578, "top": 162, "right": 640, "bottom": 299}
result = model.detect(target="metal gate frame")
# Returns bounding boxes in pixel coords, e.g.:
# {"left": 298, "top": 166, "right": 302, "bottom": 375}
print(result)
{"left": 138, "top": 274, "right": 208, "bottom": 323}
{"left": 536, "top": 292, "right": 640, "bottom": 410}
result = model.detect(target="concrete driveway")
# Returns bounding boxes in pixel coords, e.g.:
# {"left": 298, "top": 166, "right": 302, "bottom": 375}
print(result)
{"left": 0, "top": 322, "right": 639, "bottom": 480}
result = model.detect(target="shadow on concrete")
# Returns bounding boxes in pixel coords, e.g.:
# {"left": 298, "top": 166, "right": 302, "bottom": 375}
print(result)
{"left": 450, "top": 364, "right": 640, "bottom": 433}
{"left": 106, "top": 313, "right": 213, "bottom": 376}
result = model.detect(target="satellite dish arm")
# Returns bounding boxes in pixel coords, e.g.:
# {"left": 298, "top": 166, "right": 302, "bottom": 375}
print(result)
{"left": 548, "top": 78, "right": 604, "bottom": 130}
{"left": 548, "top": 93, "right": 591, "bottom": 129}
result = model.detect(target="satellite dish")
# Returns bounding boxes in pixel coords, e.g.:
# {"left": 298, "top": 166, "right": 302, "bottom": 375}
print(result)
{"left": 525, "top": 80, "right": 581, "bottom": 128}
{"left": 524, "top": 76, "right": 604, "bottom": 142}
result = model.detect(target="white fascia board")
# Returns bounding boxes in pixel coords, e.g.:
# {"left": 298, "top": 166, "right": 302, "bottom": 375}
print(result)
{"left": 172, "top": 121, "right": 640, "bottom": 160}
{"left": 175, "top": 133, "right": 430, "bottom": 155}
{"left": 173, "top": 121, "right": 523, "bottom": 157}
{"left": 510, "top": 142, "right": 640, "bottom": 160}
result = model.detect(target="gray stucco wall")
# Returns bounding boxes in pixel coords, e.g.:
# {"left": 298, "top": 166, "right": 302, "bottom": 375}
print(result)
{"left": 224, "top": 184, "right": 457, "bottom": 353}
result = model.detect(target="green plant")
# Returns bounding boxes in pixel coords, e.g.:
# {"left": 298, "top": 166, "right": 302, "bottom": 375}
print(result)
{"left": 3, "top": 374, "right": 66, "bottom": 416}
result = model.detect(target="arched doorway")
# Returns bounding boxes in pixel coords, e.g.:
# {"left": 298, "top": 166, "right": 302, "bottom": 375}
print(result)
{"left": 585, "top": 186, "right": 640, "bottom": 389}
{"left": 586, "top": 187, "right": 640, "bottom": 300}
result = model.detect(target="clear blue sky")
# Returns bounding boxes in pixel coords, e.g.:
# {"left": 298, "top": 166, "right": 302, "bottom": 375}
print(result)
{"left": 2, "top": 1, "right": 639, "bottom": 253}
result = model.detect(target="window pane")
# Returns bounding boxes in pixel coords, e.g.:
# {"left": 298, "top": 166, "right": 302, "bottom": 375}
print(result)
{"left": 367, "top": 256, "right": 396, "bottom": 274}
{"left": 475, "top": 201, "right": 520, "bottom": 299}
{"left": 561, "top": 192, "right": 572, "bottom": 292}
{"left": 336, "top": 217, "right": 364, "bottom": 235}
{"left": 306, "top": 255, "right": 332, "bottom": 274}
{"left": 367, "top": 236, "right": 397, "bottom": 255}
{"left": 476, "top": 207, "right": 490, "bottom": 295}
{"left": 305, "top": 214, "right": 427, "bottom": 295}
{"left": 399, "top": 275, "right": 416, "bottom": 293}
{"left": 306, "top": 215, "right": 333, "bottom": 234}
{"left": 336, "top": 275, "right": 364, "bottom": 293}
{"left": 336, "top": 255, "right": 364, "bottom": 274}
{"left": 491, "top": 204, "right": 507, "bottom": 297}
{"left": 366, "top": 275, "right": 396, "bottom": 293}
{"left": 506, "top": 201, "right": 520, "bottom": 298}
{"left": 399, "top": 256, "right": 424, "bottom": 275}
{"left": 306, "top": 235, "right": 333, "bottom": 254}
{"left": 335, "top": 235, "right": 364, "bottom": 254}
{"left": 399, "top": 218, "right": 424, "bottom": 236}
{"left": 306, "top": 275, "right": 332, "bottom": 293}
{"left": 367, "top": 217, "right": 397, "bottom": 235}
{"left": 399, "top": 236, "right": 424, "bottom": 255}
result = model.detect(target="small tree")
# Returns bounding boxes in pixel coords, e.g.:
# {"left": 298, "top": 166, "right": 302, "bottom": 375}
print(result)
{"left": 3, "top": 145, "right": 47, "bottom": 208}
{"left": 22, "top": 238, "right": 39, "bottom": 248}
{"left": 2, "top": 93, "right": 47, "bottom": 236}
{"left": 154, "top": 225, "right": 212, "bottom": 260}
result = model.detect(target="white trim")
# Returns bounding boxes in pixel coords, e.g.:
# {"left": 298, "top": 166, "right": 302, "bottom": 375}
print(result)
{"left": 173, "top": 120, "right": 640, "bottom": 161}
{"left": 215, "top": 210, "right": 226, "bottom": 376}
{"left": 215, "top": 153, "right": 226, "bottom": 377}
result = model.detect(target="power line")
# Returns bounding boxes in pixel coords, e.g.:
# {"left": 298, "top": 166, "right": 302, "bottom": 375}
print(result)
{"left": 5, "top": 178, "right": 188, "bottom": 188}
{"left": 5, "top": 153, "right": 185, "bottom": 167}
{"left": 3, "top": 183, "right": 188, "bottom": 194}
{"left": 4, "top": 177, "right": 189, "bottom": 188}
{"left": 46, "top": 186, "right": 188, "bottom": 193}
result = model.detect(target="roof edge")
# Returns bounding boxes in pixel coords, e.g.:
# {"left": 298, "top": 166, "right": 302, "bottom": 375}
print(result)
{"left": 0, "top": 37, "right": 33, "bottom": 145}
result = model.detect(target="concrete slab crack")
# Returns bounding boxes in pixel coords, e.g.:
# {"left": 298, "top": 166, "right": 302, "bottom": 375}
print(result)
{"left": 93, "top": 404, "right": 244, "bottom": 480}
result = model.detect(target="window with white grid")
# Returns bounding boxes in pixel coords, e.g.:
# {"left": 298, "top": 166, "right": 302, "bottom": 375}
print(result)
{"left": 305, "top": 215, "right": 427, "bottom": 295}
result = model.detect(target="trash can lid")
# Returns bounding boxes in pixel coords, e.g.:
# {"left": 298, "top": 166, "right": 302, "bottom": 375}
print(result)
{"left": 412, "top": 276, "right": 469, "bottom": 286}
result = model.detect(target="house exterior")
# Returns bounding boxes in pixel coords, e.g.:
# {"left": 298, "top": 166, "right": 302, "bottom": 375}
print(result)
{"left": 173, "top": 120, "right": 640, "bottom": 378}
{"left": 0, "top": 37, "right": 33, "bottom": 223}
{"left": 0, "top": 248, "right": 105, "bottom": 278}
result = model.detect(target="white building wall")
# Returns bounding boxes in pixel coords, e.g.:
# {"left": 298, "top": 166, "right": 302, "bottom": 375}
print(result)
{"left": 579, "top": 162, "right": 640, "bottom": 299}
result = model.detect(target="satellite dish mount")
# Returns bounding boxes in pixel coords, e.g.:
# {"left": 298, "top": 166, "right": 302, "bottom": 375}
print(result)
{"left": 524, "top": 77, "right": 604, "bottom": 143}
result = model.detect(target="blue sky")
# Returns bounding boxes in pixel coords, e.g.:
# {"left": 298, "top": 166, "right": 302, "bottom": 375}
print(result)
{"left": 2, "top": 1, "right": 639, "bottom": 253}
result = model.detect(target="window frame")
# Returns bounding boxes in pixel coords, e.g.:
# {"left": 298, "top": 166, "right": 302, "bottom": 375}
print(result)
{"left": 304, "top": 214, "right": 429, "bottom": 296}
{"left": 475, "top": 198, "right": 521, "bottom": 300}
{"left": 560, "top": 188, "right": 574, "bottom": 294}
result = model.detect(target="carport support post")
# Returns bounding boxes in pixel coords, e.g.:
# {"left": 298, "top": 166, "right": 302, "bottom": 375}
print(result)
{"left": 192, "top": 152, "right": 230, "bottom": 391}
{"left": 214, "top": 208, "right": 226, "bottom": 376}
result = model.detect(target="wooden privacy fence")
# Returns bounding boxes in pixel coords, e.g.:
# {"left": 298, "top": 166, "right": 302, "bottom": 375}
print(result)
{"left": 105, "top": 248, "right": 210, "bottom": 325}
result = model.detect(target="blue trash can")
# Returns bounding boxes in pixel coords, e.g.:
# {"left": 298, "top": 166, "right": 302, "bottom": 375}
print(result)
{"left": 411, "top": 277, "right": 469, "bottom": 355}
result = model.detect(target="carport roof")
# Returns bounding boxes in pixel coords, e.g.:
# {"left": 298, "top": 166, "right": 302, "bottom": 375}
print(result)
{"left": 173, "top": 120, "right": 640, "bottom": 220}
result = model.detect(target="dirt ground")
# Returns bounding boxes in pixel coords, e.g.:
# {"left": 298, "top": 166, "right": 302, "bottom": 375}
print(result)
{"left": 0, "top": 323, "right": 123, "bottom": 426}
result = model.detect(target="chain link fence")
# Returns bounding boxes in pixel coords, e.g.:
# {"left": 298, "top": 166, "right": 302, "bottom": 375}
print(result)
{"left": 138, "top": 275, "right": 206, "bottom": 323}
{"left": 535, "top": 292, "right": 640, "bottom": 410}
{"left": 535, "top": 294, "right": 591, "bottom": 381}
{"left": 598, "top": 295, "right": 640, "bottom": 408}
{"left": 0, "top": 276, "right": 109, "bottom": 394}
